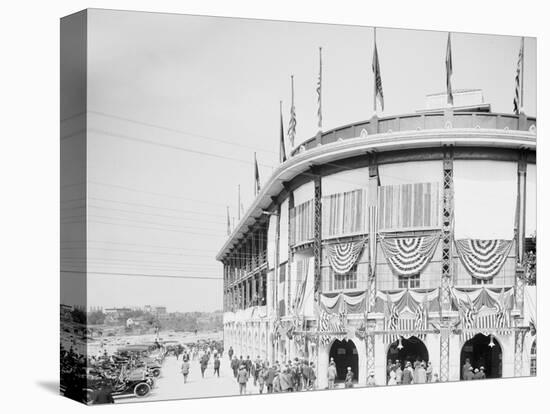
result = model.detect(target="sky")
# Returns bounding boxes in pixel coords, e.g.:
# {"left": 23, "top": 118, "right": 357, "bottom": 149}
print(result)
{"left": 60, "top": 9, "right": 535, "bottom": 313}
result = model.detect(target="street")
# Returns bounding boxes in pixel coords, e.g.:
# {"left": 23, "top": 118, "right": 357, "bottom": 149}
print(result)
{"left": 116, "top": 354, "right": 251, "bottom": 402}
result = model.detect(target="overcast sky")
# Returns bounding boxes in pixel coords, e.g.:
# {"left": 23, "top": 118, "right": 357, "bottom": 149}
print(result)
{"left": 62, "top": 9, "right": 535, "bottom": 312}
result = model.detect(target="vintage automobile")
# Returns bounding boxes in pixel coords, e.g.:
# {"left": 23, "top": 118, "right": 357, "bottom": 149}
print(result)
{"left": 84, "top": 365, "right": 154, "bottom": 403}
{"left": 115, "top": 345, "right": 163, "bottom": 377}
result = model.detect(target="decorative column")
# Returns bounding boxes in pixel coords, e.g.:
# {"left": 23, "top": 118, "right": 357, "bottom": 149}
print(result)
{"left": 366, "top": 320, "right": 376, "bottom": 377}
{"left": 439, "top": 321, "right": 451, "bottom": 382}
{"left": 515, "top": 153, "right": 527, "bottom": 312}
{"left": 367, "top": 156, "right": 379, "bottom": 311}
{"left": 313, "top": 173, "right": 322, "bottom": 300}
{"left": 440, "top": 148, "right": 454, "bottom": 382}
{"left": 514, "top": 328, "right": 527, "bottom": 377}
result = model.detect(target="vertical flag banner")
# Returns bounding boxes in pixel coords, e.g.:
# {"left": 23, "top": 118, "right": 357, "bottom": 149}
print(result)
{"left": 372, "top": 29, "right": 384, "bottom": 112}
{"left": 254, "top": 152, "right": 261, "bottom": 196}
{"left": 446, "top": 32, "right": 453, "bottom": 105}
{"left": 279, "top": 101, "right": 287, "bottom": 163}
{"left": 317, "top": 47, "right": 323, "bottom": 130}
{"left": 513, "top": 37, "right": 524, "bottom": 115}
{"left": 288, "top": 75, "right": 297, "bottom": 148}
{"left": 226, "top": 206, "right": 231, "bottom": 235}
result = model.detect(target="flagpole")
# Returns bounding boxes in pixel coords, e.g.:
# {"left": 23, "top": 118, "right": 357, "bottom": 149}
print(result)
{"left": 318, "top": 46, "right": 323, "bottom": 132}
{"left": 254, "top": 152, "right": 257, "bottom": 196}
{"left": 373, "top": 27, "right": 377, "bottom": 114}
{"left": 238, "top": 184, "right": 241, "bottom": 221}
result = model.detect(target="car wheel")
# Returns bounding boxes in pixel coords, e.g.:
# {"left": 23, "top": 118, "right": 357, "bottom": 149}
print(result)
{"left": 134, "top": 382, "right": 150, "bottom": 397}
{"left": 152, "top": 368, "right": 161, "bottom": 377}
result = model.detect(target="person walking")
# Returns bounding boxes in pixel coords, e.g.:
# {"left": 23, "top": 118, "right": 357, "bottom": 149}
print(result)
{"left": 213, "top": 356, "right": 221, "bottom": 378}
{"left": 200, "top": 355, "right": 208, "bottom": 378}
{"left": 395, "top": 363, "right": 403, "bottom": 385}
{"left": 237, "top": 364, "right": 249, "bottom": 395}
{"left": 257, "top": 364, "right": 267, "bottom": 394}
{"left": 227, "top": 346, "right": 234, "bottom": 361}
{"left": 327, "top": 361, "right": 337, "bottom": 389}
{"left": 462, "top": 358, "right": 472, "bottom": 380}
{"left": 366, "top": 371, "right": 376, "bottom": 387}
{"left": 279, "top": 367, "right": 294, "bottom": 392}
{"left": 402, "top": 361, "right": 413, "bottom": 385}
{"left": 344, "top": 367, "right": 354, "bottom": 388}
{"left": 265, "top": 363, "right": 276, "bottom": 393}
{"left": 415, "top": 362, "right": 427, "bottom": 384}
{"left": 231, "top": 356, "right": 240, "bottom": 378}
{"left": 426, "top": 361, "right": 433, "bottom": 383}
{"left": 387, "top": 369, "right": 397, "bottom": 385}
{"left": 181, "top": 358, "right": 190, "bottom": 384}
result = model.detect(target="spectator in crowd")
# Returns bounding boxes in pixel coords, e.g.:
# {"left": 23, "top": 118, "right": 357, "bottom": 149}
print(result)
{"left": 181, "top": 358, "right": 190, "bottom": 383}
{"left": 344, "top": 367, "right": 354, "bottom": 388}
{"left": 213, "top": 356, "right": 221, "bottom": 378}
{"left": 327, "top": 361, "right": 337, "bottom": 389}
{"left": 237, "top": 364, "right": 249, "bottom": 395}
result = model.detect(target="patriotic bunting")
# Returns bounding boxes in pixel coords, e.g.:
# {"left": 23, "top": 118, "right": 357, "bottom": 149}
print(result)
{"left": 455, "top": 239, "right": 513, "bottom": 280}
{"left": 319, "top": 291, "right": 366, "bottom": 315}
{"left": 380, "top": 234, "right": 440, "bottom": 277}
{"left": 451, "top": 287, "right": 513, "bottom": 342}
{"left": 378, "top": 289, "right": 439, "bottom": 343}
{"left": 326, "top": 238, "right": 367, "bottom": 275}
{"left": 318, "top": 308, "right": 347, "bottom": 346}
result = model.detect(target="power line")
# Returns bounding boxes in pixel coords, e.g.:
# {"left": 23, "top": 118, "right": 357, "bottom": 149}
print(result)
{"left": 87, "top": 180, "right": 234, "bottom": 208}
{"left": 87, "top": 128, "right": 276, "bottom": 169}
{"left": 88, "top": 109, "right": 278, "bottom": 156}
{"left": 60, "top": 270, "right": 223, "bottom": 280}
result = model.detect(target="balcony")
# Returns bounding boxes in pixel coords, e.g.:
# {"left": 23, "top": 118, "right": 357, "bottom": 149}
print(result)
{"left": 291, "top": 112, "right": 536, "bottom": 156}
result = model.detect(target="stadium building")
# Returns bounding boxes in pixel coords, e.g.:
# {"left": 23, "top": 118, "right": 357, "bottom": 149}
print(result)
{"left": 216, "top": 88, "right": 536, "bottom": 387}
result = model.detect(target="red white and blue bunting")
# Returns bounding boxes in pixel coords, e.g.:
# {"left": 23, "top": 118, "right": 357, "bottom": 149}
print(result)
{"left": 326, "top": 238, "right": 366, "bottom": 275}
{"left": 318, "top": 306, "right": 347, "bottom": 346}
{"left": 451, "top": 287, "right": 513, "bottom": 342}
{"left": 377, "top": 289, "right": 439, "bottom": 343}
{"left": 380, "top": 234, "right": 440, "bottom": 277}
{"left": 454, "top": 239, "right": 513, "bottom": 280}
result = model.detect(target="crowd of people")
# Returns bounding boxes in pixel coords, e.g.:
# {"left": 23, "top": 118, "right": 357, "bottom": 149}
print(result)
{"left": 461, "top": 358, "right": 487, "bottom": 380}
{"left": 226, "top": 348, "right": 317, "bottom": 395}
{"left": 386, "top": 359, "right": 439, "bottom": 385}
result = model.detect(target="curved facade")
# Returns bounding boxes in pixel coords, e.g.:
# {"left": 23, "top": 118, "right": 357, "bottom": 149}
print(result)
{"left": 217, "top": 106, "right": 536, "bottom": 387}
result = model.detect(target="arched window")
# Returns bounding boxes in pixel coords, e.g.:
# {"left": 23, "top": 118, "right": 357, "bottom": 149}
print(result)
{"left": 530, "top": 340, "right": 537, "bottom": 376}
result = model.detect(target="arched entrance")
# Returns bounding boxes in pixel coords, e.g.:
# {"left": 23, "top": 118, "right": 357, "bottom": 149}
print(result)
{"left": 329, "top": 339, "right": 358, "bottom": 382}
{"left": 387, "top": 336, "right": 429, "bottom": 372}
{"left": 460, "top": 333, "right": 502, "bottom": 379}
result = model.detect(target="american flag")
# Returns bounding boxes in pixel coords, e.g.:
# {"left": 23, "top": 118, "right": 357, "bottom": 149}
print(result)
{"left": 513, "top": 37, "right": 524, "bottom": 115}
{"left": 254, "top": 153, "right": 261, "bottom": 196}
{"left": 226, "top": 206, "right": 231, "bottom": 236}
{"left": 279, "top": 101, "right": 287, "bottom": 163}
{"left": 446, "top": 32, "right": 453, "bottom": 105}
{"left": 288, "top": 75, "right": 297, "bottom": 148}
{"left": 317, "top": 47, "right": 322, "bottom": 129}
{"left": 372, "top": 32, "right": 384, "bottom": 111}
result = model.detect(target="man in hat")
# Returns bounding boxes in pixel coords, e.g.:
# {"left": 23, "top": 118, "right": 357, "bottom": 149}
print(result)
{"left": 464, "top": 366, "right": 474, "bottom": 380}
{"left": 344, "top": 366, "right": 354, "bottom": 388}
{"left": 402, "top": 361, "right": 414, "bottom": 385}
{"left": 327, "top": 361, "right": 337, "bottom": 389}
{"left": 478, "top": 366, "right": 486, "bottom": 379}
{"left": 366, "top": 370, "right": 376, "bottom": 387}
{"left": 237, "top": 364, "right": 249, "bottom": 395}
{"left": 462, "top": 358, "right": 472, "bottom": 380}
